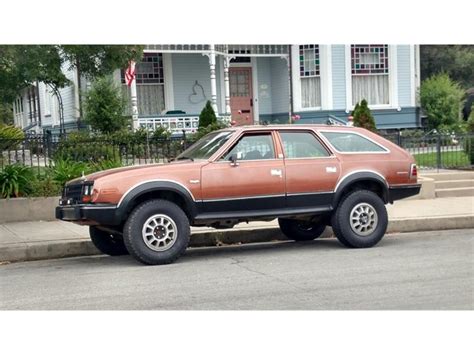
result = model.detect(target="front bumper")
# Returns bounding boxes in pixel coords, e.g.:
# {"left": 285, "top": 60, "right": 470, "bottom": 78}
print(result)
{"left": 388, "top": 184, "right": 422, "bottom": 202}
{"left": 55, "top": 204, "right": 120, "bottom": 225}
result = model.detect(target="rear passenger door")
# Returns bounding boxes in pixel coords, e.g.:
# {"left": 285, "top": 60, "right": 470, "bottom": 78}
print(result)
{"left": 277, "top": 130, "right": 340, "bottom": 209}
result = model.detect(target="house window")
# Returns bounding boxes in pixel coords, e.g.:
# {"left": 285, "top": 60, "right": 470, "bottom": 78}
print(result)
{"left": 13, "top": 97, "right": 24, "bottom": 125}
{"left": 121, "top": 53, "right": 165, "bottom": 116}
{"left": 299, "top": 45, "right": 321, "bottom": 108}
{"left": 351, "top": 44, "right": 389, "bottom": 105}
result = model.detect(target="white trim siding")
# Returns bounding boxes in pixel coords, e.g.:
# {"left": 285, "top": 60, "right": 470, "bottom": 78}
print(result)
{"left": 389, "top": 45, "right": 399, "bottom": 110}
{"left": 219, "top": 56, "right": 226, "bottom": 114}
{"left": 162, "top": 53, "right": 174, "bottom": 111}
{"left": 321, "top": 45, "right": 333, "bottom": 110}
{"left": 344, "top": 44, "right": 352, "bottom": 113}
{"left": 409, "top": 44, "right": 416, "bottom": 107}
{"left": 251, "top": 57, "right": 259, "bottom": 123}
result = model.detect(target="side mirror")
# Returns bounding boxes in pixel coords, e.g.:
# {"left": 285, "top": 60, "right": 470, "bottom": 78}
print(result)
{"left": 229, "top": 153, "right": 239, "bottom": 166}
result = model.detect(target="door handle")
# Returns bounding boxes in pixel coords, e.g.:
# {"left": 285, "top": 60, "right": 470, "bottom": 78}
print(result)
{"left": 271, "top": 169, "right": 282, "bottom": 177}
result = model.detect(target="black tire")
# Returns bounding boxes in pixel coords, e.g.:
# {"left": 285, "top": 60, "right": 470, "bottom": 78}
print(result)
{"left": 278, "top": 218, "right": 326, "bottom": 241}
{"left": 89, "top": 226, "right": 128, "bottom": 256}
{"left": 331, "top": 190, "right": 388, "bottom": 248}
{"left": 123, "top": 199, "right": 190, "bottom": 265}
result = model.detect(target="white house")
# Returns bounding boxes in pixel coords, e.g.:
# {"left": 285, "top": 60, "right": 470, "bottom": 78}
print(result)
{"left": 12, "top": 44, "right": 421, "bottom": 134}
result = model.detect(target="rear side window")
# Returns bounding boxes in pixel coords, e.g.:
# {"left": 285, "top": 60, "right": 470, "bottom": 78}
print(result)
{"left": 321, "top": 132, "right": 387, "bottom": 153}
{"left": 280, "top": 132, "right": 330, "bottom": 158}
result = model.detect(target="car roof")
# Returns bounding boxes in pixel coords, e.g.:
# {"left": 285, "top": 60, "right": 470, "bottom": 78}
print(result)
{"left": 222, "top": 124, "right": 363, "bottom": 132}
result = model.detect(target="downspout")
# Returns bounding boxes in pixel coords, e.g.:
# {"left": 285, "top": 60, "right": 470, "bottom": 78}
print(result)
{"left": 288, "top": 44, "right": 294, "bottom": 124}
{"left": 75, "top": 59, "right": 82, "bottom": 129}
{"left": 35, "top": 81, "right": 42, "bottom": 132}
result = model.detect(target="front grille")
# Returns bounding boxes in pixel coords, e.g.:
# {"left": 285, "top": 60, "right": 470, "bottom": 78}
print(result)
{"left": 60, "top": 182, "right": 93, "bottom": 205}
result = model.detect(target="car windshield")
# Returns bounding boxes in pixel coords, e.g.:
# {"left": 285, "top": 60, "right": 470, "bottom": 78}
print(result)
{"left": 176, "top": 130, "right": 234, "bottom": 160}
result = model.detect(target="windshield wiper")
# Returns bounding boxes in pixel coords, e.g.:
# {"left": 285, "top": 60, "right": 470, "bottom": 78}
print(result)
{"left": 175, "top": 156, "right": 194, "bottom": 161}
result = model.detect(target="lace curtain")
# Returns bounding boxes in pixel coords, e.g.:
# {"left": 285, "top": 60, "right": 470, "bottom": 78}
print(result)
{"left": 301, "top": 77, "right": 322, "bottom": 108}
{"left": 123, "top": 84, "right": 165, "bottom": 116}
{"left": 352, "top": 75, "right": 389, "bottom": 105}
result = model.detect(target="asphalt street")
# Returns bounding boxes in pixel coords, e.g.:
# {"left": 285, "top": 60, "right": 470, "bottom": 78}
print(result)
{"left": 0, "top": 229, "right": 472, "bottom": 310}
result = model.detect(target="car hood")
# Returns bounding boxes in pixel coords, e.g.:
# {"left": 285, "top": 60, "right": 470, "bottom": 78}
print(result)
{"left": 67, "top": 159, "right": 206, "bottom": 185}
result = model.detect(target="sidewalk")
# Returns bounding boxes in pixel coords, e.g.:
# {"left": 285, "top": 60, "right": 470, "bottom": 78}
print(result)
{"left": 1, "top": 196, "right": 473, "bottom": 263}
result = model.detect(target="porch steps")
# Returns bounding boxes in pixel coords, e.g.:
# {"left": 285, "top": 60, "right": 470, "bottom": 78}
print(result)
{"left": 420, "top": 171, "right": 474, "bottom": 198}
{"left": 435, "top": 187, "right": 474, "bottom": 198}
{"left": 435, "top": 179, "right": 474, "bottom": 189}
{"left": 421, "top": 171, "right": 474, "bottom": 181}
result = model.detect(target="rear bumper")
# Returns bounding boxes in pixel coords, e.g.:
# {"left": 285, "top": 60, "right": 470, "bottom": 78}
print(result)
{"left": 55, "top": 204, "right": 120, "bottom": 225}
{"left": 388, "top": 184, "right": 421, "bottom": 202}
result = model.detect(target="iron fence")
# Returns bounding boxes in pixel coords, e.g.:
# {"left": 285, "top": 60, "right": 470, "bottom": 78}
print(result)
{"left": 0, "top": 131, "right": 473, "bottom": 173}
{"left": 380, "top": 132, "right": 473, "bottom": 170}
{"left": 0, "top": 133, "right": 192, "bottom": 175}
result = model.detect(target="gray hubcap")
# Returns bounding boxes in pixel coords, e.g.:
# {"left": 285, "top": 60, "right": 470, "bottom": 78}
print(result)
{"left": 349, "top": 203, "right": 378, "bottom": 236}
{"left": 142, "top": 214, "right": 177, "bottom": 251}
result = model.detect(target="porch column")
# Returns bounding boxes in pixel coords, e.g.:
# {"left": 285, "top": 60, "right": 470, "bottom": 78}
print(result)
{"left": 223, "top": 56, "right": 231, "bottom": 115}
{"left": 208, "top": 44, "right": 219, "bottom": 114}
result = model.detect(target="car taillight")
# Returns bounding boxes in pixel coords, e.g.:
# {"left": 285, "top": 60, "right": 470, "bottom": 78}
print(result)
{"left": 410, "top": 164, "right": 417, "bottom": 179}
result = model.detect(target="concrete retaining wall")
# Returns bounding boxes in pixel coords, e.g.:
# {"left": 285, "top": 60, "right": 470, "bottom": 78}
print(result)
{"left": 0, "top": 197, "right": 58, "bottom": 223}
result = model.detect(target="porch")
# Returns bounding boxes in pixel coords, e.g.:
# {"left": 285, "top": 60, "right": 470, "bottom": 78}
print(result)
{"left": 121, "top": 45, "right": 292, "bottom": 130}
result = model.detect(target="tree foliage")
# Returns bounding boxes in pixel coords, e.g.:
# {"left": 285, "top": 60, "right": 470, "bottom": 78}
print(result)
{"left": 0, "top": 45, "right": 143, "bottom": 103}
{"left": 421, "top": 45, "right": 474, "bottom": 89}
{"left": 420, "top": 73, "right": 465, "bottom": 129}
{"left": 84, "top": 76, "right": 128, "bottom": 134}
{"left": 0, "top": 102, "right": 13, "bottom": 125}
{"left": 198, "top": 100, "right": 217, "bottom": 128}
{"left": 352, "top": 99, "right": 376, "bottom": 132}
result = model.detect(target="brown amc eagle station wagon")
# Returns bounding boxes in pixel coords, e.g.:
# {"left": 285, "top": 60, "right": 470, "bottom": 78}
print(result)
{"left": 56, "top": 125, "right": 421, "bottom": 265}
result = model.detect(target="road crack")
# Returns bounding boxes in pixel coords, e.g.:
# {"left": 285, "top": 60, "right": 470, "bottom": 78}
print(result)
{"left": 229, "top": 257, "right": 309, "bottom": 292}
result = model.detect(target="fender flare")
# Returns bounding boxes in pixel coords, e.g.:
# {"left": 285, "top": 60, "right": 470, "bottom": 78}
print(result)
{"left": 116, "top": 180, "right": 197, "bottom": 221}
{"left": 333, "top": 171, "right": 389, "bottom": 206}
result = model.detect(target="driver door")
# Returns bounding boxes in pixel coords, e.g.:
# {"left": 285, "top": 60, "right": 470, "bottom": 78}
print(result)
{"left": 200, "top": 131, "right": 285, "bottom": 214}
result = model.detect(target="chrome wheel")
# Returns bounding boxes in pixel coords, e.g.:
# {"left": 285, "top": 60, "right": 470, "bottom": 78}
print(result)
{"left": 142, "top": 214, "right": 178, "bottom": 251}
{"left": 349, "top": 202, "right": 378, "bottom": 236}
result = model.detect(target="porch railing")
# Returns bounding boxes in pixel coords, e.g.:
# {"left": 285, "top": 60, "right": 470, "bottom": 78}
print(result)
{"left": 138, "top": 116, "right": 199, "bottom": 135}
{"left": 144, "top": 44, "right": 289, "bottom": 56}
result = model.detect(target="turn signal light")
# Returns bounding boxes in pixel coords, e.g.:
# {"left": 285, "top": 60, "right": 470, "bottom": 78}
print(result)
{"left": 82, "top": 195, "right": 92, "bottom": 203}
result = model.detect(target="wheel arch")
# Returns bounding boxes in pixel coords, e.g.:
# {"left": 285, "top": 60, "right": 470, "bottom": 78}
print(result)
{"left": 333, "top": 171, "right": 389, "bottom": 206}
{"left": 116, "top": 181, "right": 197, "bottom": 223}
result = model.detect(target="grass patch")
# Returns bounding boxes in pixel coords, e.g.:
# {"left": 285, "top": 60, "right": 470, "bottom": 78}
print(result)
{"left": 413, "top": 150, "right": 471, "bottom": 168}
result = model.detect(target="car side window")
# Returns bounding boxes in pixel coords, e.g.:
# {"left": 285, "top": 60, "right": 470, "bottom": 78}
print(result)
{"left": 321, "top": 132, "right": 387, "bottom": 152}
{"left": 280, "top": 132, "right": 330, "bottom": 158}
{"left": 222, "top": 133, "right": 275, "bottom": 161}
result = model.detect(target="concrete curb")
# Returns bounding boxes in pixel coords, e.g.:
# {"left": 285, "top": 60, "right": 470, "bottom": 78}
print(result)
{"left": 1, "top": 215, "right": 473, "bottom": 263}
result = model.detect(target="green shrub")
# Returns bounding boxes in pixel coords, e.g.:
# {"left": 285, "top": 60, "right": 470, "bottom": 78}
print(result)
{"left": 464, "top": 108, "right": 474, "bottom": 164}
{"left": 0, "top": 164, "right": 34, "bottom": 198}
{"left": 420, "top": 73, "right": 465, "bottom": 129}
{"left": 352, "top": 99, "right": 376, "bottom": 132}
{"left": 28, "top": 173, "right": 62, "bottom": 197}
{"left": 50, "top": 158, "right": 90, "bottom": 187}
{"left": 188, "top": 121, "right": 229, "bottom": 144}
{"left": 84, "top": 76, "right": 128, "bottom": 134}
{"left": 0, "top": 124, "right": 25, "bottom": 151}
{"left": 198, "top": 100, "right": 217, "bottom": 128}
{"left": 54, "top": 131, "right": 121, "bottom": 166}
{"left": 88, "top": 158, "right": 122, "bottom": 173}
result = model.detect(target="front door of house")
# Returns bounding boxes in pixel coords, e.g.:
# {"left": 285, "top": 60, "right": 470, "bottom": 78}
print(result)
{"left": 229, "top": 67, "right": 253, "bottom": 125}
